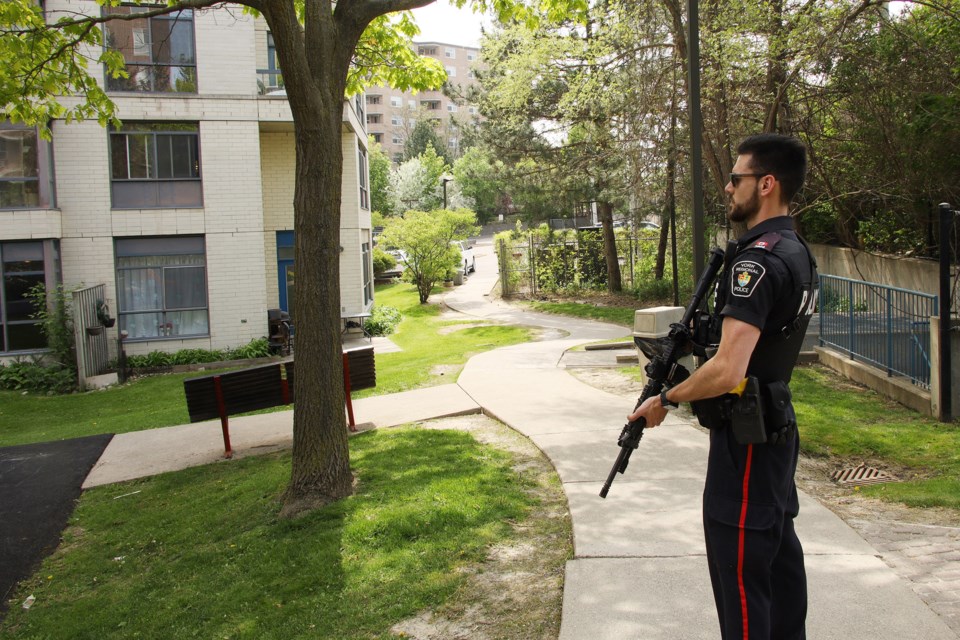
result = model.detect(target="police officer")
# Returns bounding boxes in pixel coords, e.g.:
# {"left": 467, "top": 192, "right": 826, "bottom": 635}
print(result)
{"left": 629, "top": 133, "right": 817, "bottom": 639}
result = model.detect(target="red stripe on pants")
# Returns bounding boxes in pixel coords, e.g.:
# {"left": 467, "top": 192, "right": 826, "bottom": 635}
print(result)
{"left": 737, "top": 444, "right": 754, "bottom": 640}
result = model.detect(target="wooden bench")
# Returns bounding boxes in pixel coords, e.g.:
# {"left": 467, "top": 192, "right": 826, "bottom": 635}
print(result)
{"left": 183, "top": 347, "right": 377, "bottom": 458}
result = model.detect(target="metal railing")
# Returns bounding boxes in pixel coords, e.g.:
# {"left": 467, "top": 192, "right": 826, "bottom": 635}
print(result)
{"left": 818, "top": 275, "right": 938, "bottom": 389}
{"left": 257, "top": 69, "right": 284, "bottom": 95}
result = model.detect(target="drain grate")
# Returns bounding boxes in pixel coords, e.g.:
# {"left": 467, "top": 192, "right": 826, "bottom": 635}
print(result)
{"left": 832, "top": 463, "right": 899, "bottom": 486}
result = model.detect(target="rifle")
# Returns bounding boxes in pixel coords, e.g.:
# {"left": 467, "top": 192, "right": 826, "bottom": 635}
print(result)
{"left": 599, "top": 247, "right": 727, "bottom": 498}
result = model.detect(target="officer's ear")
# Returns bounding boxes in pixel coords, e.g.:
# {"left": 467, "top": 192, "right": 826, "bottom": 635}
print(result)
{"left": 758, "top": 174, "right": 779, "bottom": 199}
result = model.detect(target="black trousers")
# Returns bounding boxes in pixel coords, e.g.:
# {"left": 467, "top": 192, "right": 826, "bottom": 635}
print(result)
{"left": 702, "top": 425, "right": 807, "bottom": 639}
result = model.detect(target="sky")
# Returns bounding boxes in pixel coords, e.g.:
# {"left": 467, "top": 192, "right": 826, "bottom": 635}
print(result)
{"left": 408, "top": 2, "right": 909, "bottom": 49}
{"left": 409, "top": 2, "right": 491, "bottom": 48}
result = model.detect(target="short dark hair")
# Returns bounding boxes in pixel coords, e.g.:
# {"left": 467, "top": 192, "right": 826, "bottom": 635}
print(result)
{"left": 736, "top": 134, "right": 807, "bottom": 203}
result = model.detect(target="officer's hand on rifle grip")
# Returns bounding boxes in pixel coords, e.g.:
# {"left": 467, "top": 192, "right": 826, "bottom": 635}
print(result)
{"left": 628, "top": 394, "right": 669, "bottom": 429}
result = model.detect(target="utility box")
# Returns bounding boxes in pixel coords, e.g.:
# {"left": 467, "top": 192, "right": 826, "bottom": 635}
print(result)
{"left": 633, "top": 306, "right": 695, "bottom": 384}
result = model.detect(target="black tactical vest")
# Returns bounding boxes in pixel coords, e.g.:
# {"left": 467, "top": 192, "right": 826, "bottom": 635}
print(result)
{"left": 714, "top": 222, "right": 818, "bottom": 385}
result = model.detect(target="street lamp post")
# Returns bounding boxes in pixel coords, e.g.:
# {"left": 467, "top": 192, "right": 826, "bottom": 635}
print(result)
{"left": 440, "top": 173, "right": 453, "bottom": 209}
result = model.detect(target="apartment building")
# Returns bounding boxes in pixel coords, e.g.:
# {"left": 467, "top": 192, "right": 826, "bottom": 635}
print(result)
{"left": 364, "top": 41, "right": 482, "bottom": 163}
{"left": 0, "top": 2, "right": 372, "bottom": 363}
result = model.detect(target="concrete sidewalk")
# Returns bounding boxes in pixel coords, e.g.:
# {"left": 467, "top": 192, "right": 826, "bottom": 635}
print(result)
{"left": 81, "top": 236, "right": 958, "bottom": 638}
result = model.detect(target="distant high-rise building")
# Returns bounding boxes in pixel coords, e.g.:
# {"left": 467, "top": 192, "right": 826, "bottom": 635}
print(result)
{"left": 365, "top": 42, "right": 482, "bottom": 163}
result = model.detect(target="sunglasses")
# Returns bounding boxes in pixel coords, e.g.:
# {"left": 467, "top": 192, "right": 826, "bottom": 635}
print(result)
{"left": 729, "top": 172, "right": 768, "bottom": 188}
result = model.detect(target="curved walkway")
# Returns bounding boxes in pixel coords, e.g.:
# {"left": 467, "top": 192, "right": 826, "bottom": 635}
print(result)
{"left": 79, "top": 235, "right": 957, "bottom": 639}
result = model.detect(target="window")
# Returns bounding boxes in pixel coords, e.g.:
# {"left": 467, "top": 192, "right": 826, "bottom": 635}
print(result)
{"left": 366, "top": 95, "right": 382, "bottom": 105}
{"left": 467, "top": 52, "right": 476, "bottom": 61}
{"left": 367, "top": 114, "right": 382, "bottom": 125}
{"left": 372, "top": 133, "right": 383, "bottom": 144}
{"left": 103, "top": 6, "right": 197, "bottom": 93}
{"left": 391, "top": 135, "right": 401, "bottom": 145}
{"left": 446, "top": 66, "right": 457, "bottom": 78}
{"left": 0, "top": 123, "right": 55, "bottom": 209}
{"left": 390, "top": 96, "right": 402, "bottom": 107}
{"left": 358, "top": 147, "right": 369, "bottom": 210}
{"left": 445, "top": 47, "right": 455, "bottom": 59}
{"left": 418, "top": 46, "right": 437, "bottom": 56}
{"left": 469, "top": 106, "right": 478, "bottom": 115}
{"left": 109, "top": 122, "right": 202, "bottom": 209}
{"left": 256, "top": 32, "right": 283, "bottom": 92}
{"left": 361, "top": 242, "right": 373, "bottom": 305}
{"left": 468, "top": 69, "right": 476, "bottom": 79}
{"left": 447, "top": 104, "right": 458, "bottom": 113}
{"left": 0, "top": 240, "right": 59, "bottom": 353}
{"left": 391, "top": 115, "right": 402, "bottom": 126}
{"left": 355, "top": 93, "right": 365, "bottom": 126}
{"left": 392, "top": 153, "right": 403, "bottom": 163}
{"left": 115, "top": 236, "right": 208, "bottom": 339}
{"left": 408, "top": 99, "right": 416, "bottom": 109}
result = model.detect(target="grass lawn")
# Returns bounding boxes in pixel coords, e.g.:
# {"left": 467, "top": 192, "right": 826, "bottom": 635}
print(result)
{"left": 0, "top": 428, "right": 546, "bottom": 639}
{"left": 522, "top": 299, "right": 635, "bottom": 327}
{"left": 352, "top": 283, "right": 531, "bottom": 398}
{"left": 0, "top": 284, "right": 531, "bottom": 448}
{"left": 791, "top": 364, "right": 960, "bottom": 510}
{"left": 0, "top": 367, "right": 244, "bottom": 448}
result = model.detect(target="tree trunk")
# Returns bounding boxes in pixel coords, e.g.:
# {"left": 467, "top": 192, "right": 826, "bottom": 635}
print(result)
{"left": 281, "top": 106, "right": 355, "bottom": 517}
{"left": 598, "top": 200, "right": 622, "bottom": 293}
{"left": 263, "top": 0, "right": 358, "bottom": 517}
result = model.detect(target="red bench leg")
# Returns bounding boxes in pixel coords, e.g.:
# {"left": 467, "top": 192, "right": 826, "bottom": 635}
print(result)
{"left": 342, "top": 354, "right": 357, "bottom": 432}
{"left": 213, "top": 376, "right": 233, "bottom": 458}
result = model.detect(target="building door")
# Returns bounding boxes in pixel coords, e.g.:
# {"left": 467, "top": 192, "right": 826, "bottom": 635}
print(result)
{"left": 276, "top": 231, "right": 294, "bottom": 316}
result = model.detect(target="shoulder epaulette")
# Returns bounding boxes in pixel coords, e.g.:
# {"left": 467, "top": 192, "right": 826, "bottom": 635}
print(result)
{"left": 748, "top": 232, "right": 782, "bottom": 252}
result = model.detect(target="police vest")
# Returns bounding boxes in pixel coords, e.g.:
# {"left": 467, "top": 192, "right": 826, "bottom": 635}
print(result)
{"left": 714, "top": 227, "right": 818, "bottom": 385}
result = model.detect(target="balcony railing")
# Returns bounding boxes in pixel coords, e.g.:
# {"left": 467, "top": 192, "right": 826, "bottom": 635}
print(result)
{"left": 257, "top": 69, "right": 284, "bottom": 95}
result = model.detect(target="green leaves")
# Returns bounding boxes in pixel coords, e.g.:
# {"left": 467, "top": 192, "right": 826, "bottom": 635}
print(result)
{"left": 349, "top": 12, "right": 447, "bottom": 96}
{"left": 0, "top": 0, "right": 123, "bottom": 137}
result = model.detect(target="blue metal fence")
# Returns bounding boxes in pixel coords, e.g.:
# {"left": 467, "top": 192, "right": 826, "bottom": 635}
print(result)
{"left": 818, "top": 275, "right": 938, "bottom": 389}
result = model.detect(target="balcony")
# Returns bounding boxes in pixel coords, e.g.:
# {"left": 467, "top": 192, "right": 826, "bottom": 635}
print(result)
{"left": 257, "top": 69, "right": 284, "bottom": 96}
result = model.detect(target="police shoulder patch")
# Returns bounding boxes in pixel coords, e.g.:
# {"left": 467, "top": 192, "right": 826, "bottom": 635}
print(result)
{"left": 749, "top": 232, "right": 782, "bottom": 252}
{"left": 730, "top": 260, "right": 766, "bottom": 298}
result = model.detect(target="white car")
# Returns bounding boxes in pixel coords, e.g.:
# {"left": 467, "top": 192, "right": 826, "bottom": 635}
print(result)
{"left": 453, "top": 241, "right": 476, "bottom": 273}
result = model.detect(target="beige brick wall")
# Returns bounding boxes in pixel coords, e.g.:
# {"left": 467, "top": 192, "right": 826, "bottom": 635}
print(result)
{"left": 0, "top": 211, "right": 62, "bottom": 240}
{"left": 259, "top": 131, "right": 296, "bottom": 308}
{"left": 205, "top": 231, "right": 268, "bottom": 348}
{"left": 195, "top": 7, "right": 256, "bottom": 96}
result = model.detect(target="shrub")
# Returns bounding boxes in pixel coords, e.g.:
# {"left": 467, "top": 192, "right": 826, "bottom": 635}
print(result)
{"left": 125, "top": 337, "right": 273, "bottom": 370}
{"left": 365, "top": 305, "right": 402, "bottom": 336}
{"left": 0, "top": 357, "right": 77, "bottom": 394}
{"left": 227, "top": 337, "right": 271, "bottom": 360}
{"left": 373, "top": 247, "right": 397, "bottom": 275}
{"left": 26, "top": 283, "right": 77, "bottom": 371}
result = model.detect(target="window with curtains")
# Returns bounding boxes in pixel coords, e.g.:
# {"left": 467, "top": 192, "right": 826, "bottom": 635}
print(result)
{"left": 115, "top": 236, "right": 208, "bottom": 340}
{"left": 0, "top": 240, "right": 59, "bottom": 353}
{"left": 103, "top": 6, "right": 197, "bottom": 93}
{"left": 109, "top": 122, "right": 202, "bottom": 208}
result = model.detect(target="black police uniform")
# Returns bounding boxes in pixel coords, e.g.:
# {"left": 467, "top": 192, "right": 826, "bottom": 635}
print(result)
{"left": 696, "top": 216, "right": 818, "bottom": 640}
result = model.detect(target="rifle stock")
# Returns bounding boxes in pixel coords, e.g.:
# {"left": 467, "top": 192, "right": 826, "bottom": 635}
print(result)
{"left": 599, "top": 247, "right": 726, "bottom": 499}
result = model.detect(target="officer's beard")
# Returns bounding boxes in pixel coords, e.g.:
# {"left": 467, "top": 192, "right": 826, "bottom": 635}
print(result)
{"left": 727, "top": 187, "right": 760, "bottom": 228}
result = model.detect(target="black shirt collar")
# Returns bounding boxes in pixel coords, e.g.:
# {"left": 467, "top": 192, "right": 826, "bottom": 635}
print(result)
{"left": 737, "top": 215, "right": 795, "bottom": 245}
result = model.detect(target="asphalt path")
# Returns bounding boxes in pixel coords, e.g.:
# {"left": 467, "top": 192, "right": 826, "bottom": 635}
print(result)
{"left": 0, "top": 434, "right": 113, "bottom": 614}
